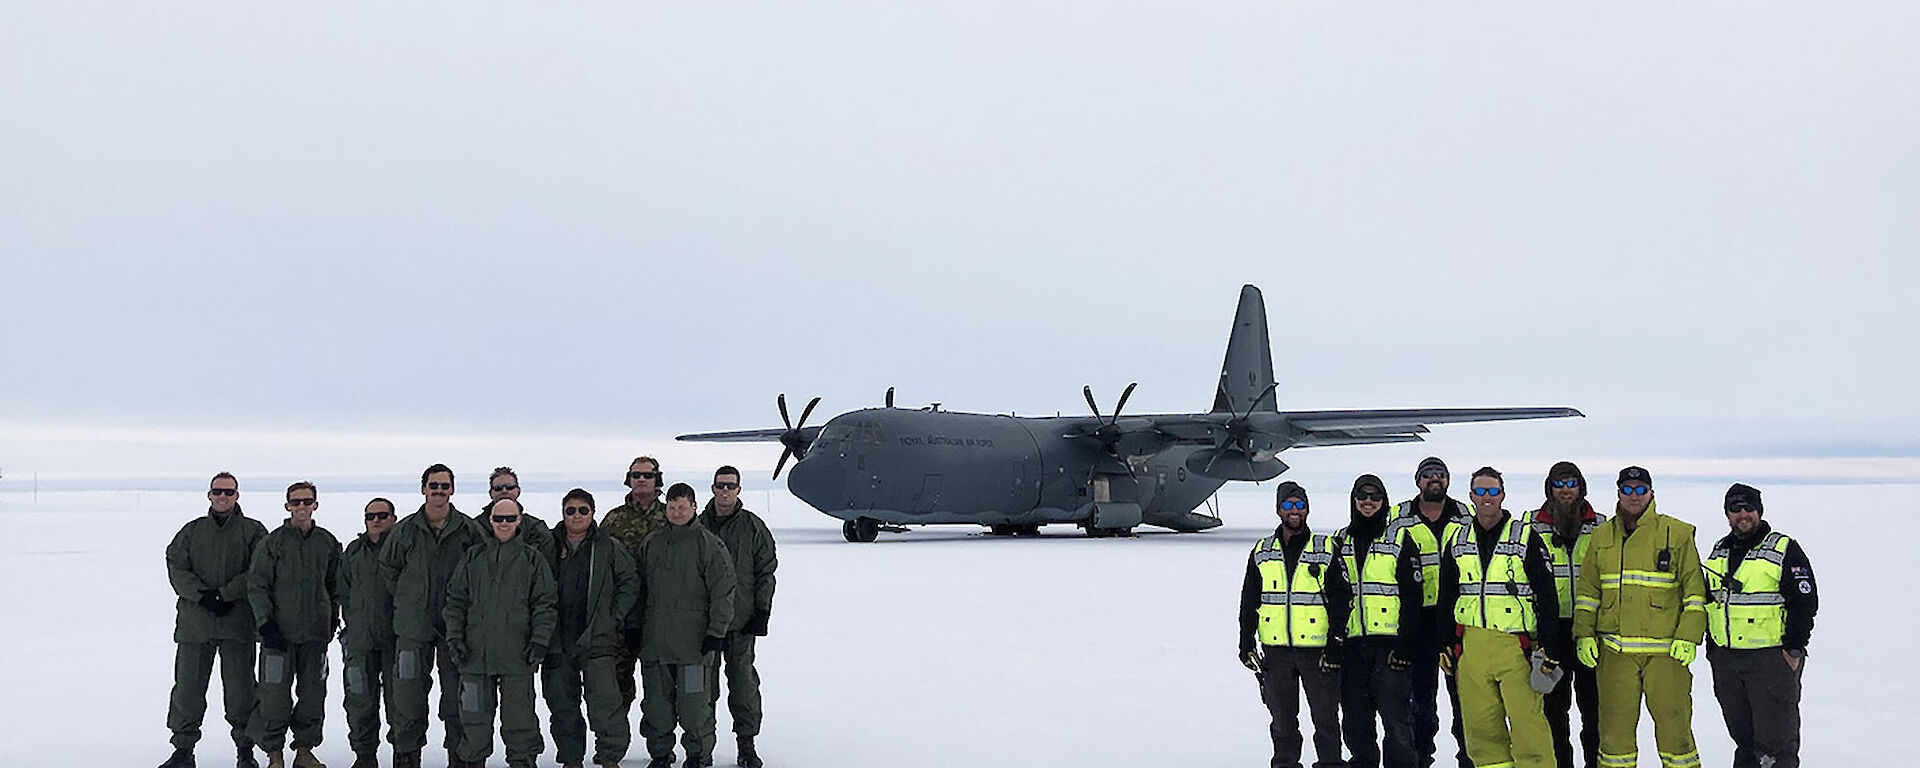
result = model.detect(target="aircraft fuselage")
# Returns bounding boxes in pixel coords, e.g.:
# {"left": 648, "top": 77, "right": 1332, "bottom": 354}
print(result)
{"left": 786, "top": 408, "right": 1227, "bottom": 532}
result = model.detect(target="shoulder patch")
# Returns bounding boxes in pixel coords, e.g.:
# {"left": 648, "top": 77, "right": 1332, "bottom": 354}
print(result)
{"left": 1798, "top": 581, "right": 1812, "bottom": 594}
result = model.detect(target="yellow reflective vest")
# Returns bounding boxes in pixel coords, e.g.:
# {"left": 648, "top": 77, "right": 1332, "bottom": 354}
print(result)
{"left": 1391, "top": 500, "right": 1470, "bottom": 607}
{"left": 1530, "top": 508, "right": 1605, "bottom": 621}
{"left": 1572, "top": 503, "right": 1707, "bottom": 654}
{"left": 1336, "top": 524, "right": 1406, "bottom": 638}
{"left": 1449, "top": 517, "right": 1540, "bottom": 635}
{"left": 1704, "top": 532, "right": 1791, "bottom": 649}
{"left": 1252, "top": 533, "right": 1335, "bottom": 648}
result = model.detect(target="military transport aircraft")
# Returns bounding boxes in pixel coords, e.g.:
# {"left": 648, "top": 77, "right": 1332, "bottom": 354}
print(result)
{"left": 678, "top": 284, "right": 1581, "bottom": 542}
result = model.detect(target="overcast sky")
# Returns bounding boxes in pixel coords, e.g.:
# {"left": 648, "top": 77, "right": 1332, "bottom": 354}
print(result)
{"left": 4, "top": 3, "right": 1916, "bottom": 485}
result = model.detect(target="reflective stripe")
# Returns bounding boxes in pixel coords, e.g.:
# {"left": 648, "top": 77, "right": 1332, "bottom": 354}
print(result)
{"left": 1600, "top": 633, "right": 1675, "bottom": 654}
{"left": 1574, "top": 596, "right": 1599, "bottom": 611}
{"left": 1659, "top": 749, "right": 1703, "bottom": 768}
{"left": 1725, "top": 593, "right": 1785, "bottom": 606}
{"left": 1598, "top": 753, "right": 1637, "bottom": 768}
{"left": 1358, "top": 583, "right": 1399, "bottom": 596}
{"left": 1260, "top": 593, "right": 1327, "bottom": 606}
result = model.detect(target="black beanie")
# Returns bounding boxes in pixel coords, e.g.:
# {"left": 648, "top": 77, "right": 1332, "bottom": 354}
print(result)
{"left": 1276, "top": 481, "right": 1308, "bottom": 508}
{"left": 1415, "top": 456, "right": 1449, "bottom": 482}
{"left": 1725, "top": 483, "right": 1763, "bottom": 513}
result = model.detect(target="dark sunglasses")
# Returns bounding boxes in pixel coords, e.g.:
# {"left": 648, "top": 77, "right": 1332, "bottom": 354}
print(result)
{"left": 491, "top": 514, "right": 520, "bottom": 523}
{"left": 562, "top": 506, "right": 593, "bottom": 517}
{"left": 426, "top": 482, "right": 452, "bottom": 491}
{"left": 1279, "top": 500, "right": 1307, "bottom": 511}
{"left": 491, "top": 484, "right": 518, "bottom": 493}
{"left": 1551, "top": 479, "right": 1581, "bottom": 489}
{"left": 286, "top": 498, "right": 317, "bottom": 507}
{"left": 1726, "top": 503, "right": 1754, "bottom": 513}
{"left": 364, "top": 511, "right": 393, "bottom": 521}
{"left": 209, "top": 488, "right": 238, "bottom": 497}
{"left": 628, "top": 471, "right": 660, "bottom": 480}
{"left": 1471, "top": 487, "right": 1504, "bottom": 497}
{"left": 1417, "top": 470, "right": 1448, "bottom": 480}
{"left": 713, "top": 482, "right": 740, "bottom": 490}
{"left": 1618, "top": 485, "right": 1651, "bottom": 496}
{"left": 1352, "top": 491, "right": 1386, "bottom": 502}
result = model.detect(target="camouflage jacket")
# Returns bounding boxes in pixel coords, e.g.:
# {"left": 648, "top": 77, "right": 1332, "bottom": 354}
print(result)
{"left": 602, "top": 494, "right": 668, "bottom": 551}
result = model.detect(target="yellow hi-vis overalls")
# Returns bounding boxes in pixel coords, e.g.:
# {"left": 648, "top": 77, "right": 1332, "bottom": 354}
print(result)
{"left": 1451, "top": 517, "right": 1554, "bottom": 768}
{"left": 1573, "top": 503, "right": 1707, "bottom": 768}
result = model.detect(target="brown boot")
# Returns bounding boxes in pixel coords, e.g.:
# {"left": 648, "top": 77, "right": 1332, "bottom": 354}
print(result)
{"left": 265, "top": 752, "right": 285, "bottom": 768}
{"left": 291, "top": 748, "right": 327, "bottom": 768}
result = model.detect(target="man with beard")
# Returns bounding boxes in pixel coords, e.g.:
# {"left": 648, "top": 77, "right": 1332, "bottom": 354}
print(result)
{"left": 1333, "top": 474, "right": 1425, "bottom": 768}
{"left": 1437, "top": 467, "right": 1563, "bottom": 768}
{"left": 381, "top": 464, "right": 488, "bottom": 768}
{"left": 161, "top": 472, "right": 269, "bottom": 768}
{"left": 338, "top": 498, "right": 400, "bottom": 768}
{"left": 1238, "top": 481, "right": 1349, "bottom": 768}
{"left": 1390, "top": 457, "right": 1472, "bottom": 768}
{"left": 1704, "top": 484, "right": 1817, "bottom": 768}
{"left": 245, "top": 482, "right": 343, "bottom": 768}
{"left": 1529, "top": 463, "right": 1605, "bottom": 768}
{"left": 604, "top": 456, "right": 671, "bottom": 710}
{"left": 478, "top": 467, "right": 553, "bottom": 555}
{"left": 1573, "top": 467, "right": 1707, "bottom": 768}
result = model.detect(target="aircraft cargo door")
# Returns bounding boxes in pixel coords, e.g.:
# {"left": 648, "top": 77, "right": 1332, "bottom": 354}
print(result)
{"left": 913, "top": 474, "right": 942, "bottom": 513}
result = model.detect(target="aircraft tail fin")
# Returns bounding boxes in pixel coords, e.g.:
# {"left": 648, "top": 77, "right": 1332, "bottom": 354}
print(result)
{"left": 1210, "top": 284, "right": 1278, "bottom": 414}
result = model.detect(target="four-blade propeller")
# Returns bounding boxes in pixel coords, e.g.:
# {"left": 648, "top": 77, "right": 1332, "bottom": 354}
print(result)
{"left": 773, "top": 393, "right": 821, "bottom": 481}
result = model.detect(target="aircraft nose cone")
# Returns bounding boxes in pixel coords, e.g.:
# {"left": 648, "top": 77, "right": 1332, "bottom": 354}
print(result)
{"left": 786, "top": 453, "right": 842, "bottom": 512}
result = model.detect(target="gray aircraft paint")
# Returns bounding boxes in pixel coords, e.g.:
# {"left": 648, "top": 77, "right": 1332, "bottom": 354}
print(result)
{"left": 680, "top": 284, "right": 1580, "bottom": 539}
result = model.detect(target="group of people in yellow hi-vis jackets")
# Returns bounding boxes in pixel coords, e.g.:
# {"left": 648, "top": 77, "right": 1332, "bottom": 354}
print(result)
{"left": 1238, "top": 458, "right": 1819, "bottom": 768}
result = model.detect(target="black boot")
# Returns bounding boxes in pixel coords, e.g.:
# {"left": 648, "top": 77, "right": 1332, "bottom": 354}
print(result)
{"left": 736, "top": 737, "right": 763, "bottom": 768}
{"left": 159, "top": 747, "right": 196, "bottom": 768}
{"left": 391, "top": 752, "right": 419, "bottom": 768}
{"left": 236, "top": 746, "right": 261, "bottom": 768}
{"left": 645, "top": 758, "right": 675, "bottom": 768}
{"left": 348, "top": 754, "right": 378, "bottom": 768}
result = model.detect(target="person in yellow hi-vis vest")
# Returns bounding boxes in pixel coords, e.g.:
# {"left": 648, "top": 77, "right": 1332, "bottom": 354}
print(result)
{"left": 1437, "top": 467, "right": 1566, "bottom": 768}
{"left": 1573, "top": 467, "right": 1707, "bottom": 768}
{"left": 1239, "top": 481, "right": 1350, "bottom": 768}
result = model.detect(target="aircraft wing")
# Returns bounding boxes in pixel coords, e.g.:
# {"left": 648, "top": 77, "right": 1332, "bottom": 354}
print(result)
{"left": 675, "top": 427, "right": 823, "bottom": 443}
{"left": 1282, "top": 406, "right": 1583, "bottom": 447}
{"left": 1120, "top": 406, "right": 1583, "bottom": 447}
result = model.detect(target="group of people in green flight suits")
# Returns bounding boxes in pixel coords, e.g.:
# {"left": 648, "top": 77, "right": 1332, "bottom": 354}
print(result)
{"left": 1238, "top": 457, "right": 1818, "bottom": 768}
{"left": 159, "top": 457, "right": 779, "bottom": 768}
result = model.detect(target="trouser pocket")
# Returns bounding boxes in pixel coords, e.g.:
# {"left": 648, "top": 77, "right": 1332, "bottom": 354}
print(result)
{"left": 261, "top": 650, "right": 288, "bottom": 685}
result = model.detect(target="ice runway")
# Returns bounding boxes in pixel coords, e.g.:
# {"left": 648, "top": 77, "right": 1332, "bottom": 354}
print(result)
{"left": 1, "top": 479, "right": 1908, "bottom": 766}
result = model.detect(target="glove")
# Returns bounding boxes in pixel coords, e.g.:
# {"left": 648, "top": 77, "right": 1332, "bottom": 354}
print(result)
{"left": 1239, "top": 649, "right": 1261, "bottom": 672}
{"left": 197, "top": 590, "right": 224, "bottom": 612}
{"left": 1668, "top": 640, "right": 1697, "bottom": 665}
{"left": 743, "top": 611, "right": 770, "bottom": 637}
{"left": 1318, "top": 642, "right": 1344, "bottom": 674}
{"left": 259, "top": 621, "right": 288, "bottom": 652}
{"left": 448, "top": 638, "right": 470, "bottom": 664}
{"left": 623, "top": 628, "right": 644, "bottom": 656}
{"left": 1577, "top": 637, "right": 1599, "bottom": 668}
{"left": 525, "top": 643, "right": 548, "bottom": 666}
{"left": 1386, "top": 650, "right": 1411, "bottom": 672}
{"left": 1438, "top": 648, "right": 1457, "bottom": 677}
{"left": 702, "top": 635, "right": 728, "bottom": 654}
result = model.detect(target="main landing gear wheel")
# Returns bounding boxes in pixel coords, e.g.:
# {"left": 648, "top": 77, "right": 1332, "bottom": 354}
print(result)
{"left": 842, "top": 517, "right": 880, "bottom": 543}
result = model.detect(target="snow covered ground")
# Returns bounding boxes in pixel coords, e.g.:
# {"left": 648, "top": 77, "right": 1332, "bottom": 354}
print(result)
{"left": 1, "top": 477, "right": 1909, "bottom": 766}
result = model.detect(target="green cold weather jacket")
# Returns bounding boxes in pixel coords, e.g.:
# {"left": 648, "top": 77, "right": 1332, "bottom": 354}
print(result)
{"left": 444, "top": 534, "right": 558, "bottom": 676}
{"left": 697, "top": 502, "right": 778, "bottom": 635}
{"left": 545, "top": 520, "right": 641, "bottom": 659}
{"left": 246, "top": 520, "right": 344, "bottom": 644}
{"left": 337, "top": 531, "right": 395, "bottom": 651}
{"left": 166, "top": 507, "right": 269, "bottom": 644}
{"left": 380, "top": 506, "right": 487, "bottom": 643}
{"left": 634, "top": 520, "right": 736, "bottom": 665}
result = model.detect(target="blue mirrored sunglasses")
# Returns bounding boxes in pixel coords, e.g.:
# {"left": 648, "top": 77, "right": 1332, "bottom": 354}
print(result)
{"left": 1279, "top": 500, "right": 1307, "bottom": 511}
{"left": 1619, "top": 485, "right": 1651, "bottom": 496}
{"left": 1552, "top": 479, "right": 1581, "bottom": 489}
{"left": 1471, "top": 487, "right": 1503, "bottom": 497}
